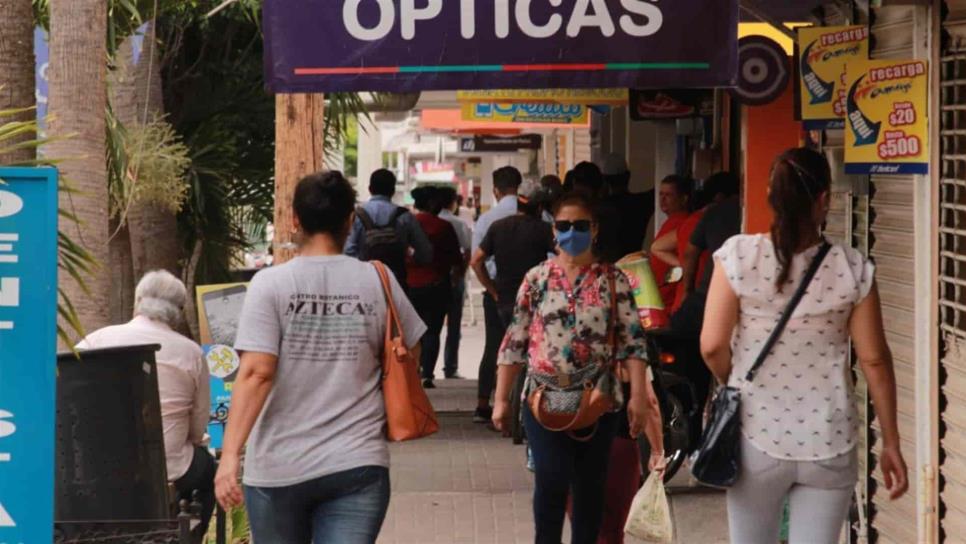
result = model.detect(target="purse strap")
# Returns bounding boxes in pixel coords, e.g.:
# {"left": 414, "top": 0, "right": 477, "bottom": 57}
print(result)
{"left": 744, "top": 241, "right": 832, "bottom": 383}
{"left": 373, "top": 262, "right": 403, "bottom": 342}
{"left": 607, "top": 269, "right": 618, "bottom": 368}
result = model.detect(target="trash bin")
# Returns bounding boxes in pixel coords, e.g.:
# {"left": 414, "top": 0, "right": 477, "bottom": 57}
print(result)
{"left": 55, "top": 344, "right": 169, "bottom": 522}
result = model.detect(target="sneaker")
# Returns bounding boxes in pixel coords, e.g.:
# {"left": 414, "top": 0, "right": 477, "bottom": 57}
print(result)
{"left": 444, "top": 372, "right": 464, "bottom": 379}
{"left": 526, "top": 446, "right": 535, "bottom": 473}
{"left": 422, "top": 379, "right": 436, "bottom": 389}
{"left": 473, "top": 406, "right": 493, "bottom": 424}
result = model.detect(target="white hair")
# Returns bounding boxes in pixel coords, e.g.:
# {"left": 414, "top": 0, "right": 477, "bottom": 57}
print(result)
{"left": 134, "top": 270, "right": 188, "bottom": 327}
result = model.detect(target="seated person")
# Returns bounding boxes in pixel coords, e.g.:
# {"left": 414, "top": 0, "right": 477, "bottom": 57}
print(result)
{"left": 77, "top": 270, "right": 214, "bottom": 537}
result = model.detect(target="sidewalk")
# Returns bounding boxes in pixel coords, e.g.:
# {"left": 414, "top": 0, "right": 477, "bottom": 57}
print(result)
{"left": 378, "top": 380, "right": 729, "bottom": 544}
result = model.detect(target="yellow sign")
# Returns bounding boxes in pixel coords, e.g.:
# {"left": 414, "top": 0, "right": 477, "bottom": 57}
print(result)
{"left": 845, "top": 59, "right": 929, "bottom": 175}
{"left": 461, "top": 102, "right": 589, "bottom": 124}
{"left": 457, "top": 88, "right": 628, "bottom": 105}
{"left": 798, "top": 25, "right": 869, "bottom": 126}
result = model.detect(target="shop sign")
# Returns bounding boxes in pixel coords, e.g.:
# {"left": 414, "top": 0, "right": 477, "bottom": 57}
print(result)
{"left": 458, "top": 88, "right": 628, "bottom": 105}
{"left": 845, "top": 59, "right": 929, "bottom": 175}
{"left": 196, "top": 283, "right": 248, "bottom": 450}
{"left": 0, "top": 167, "right": 58, "bottom": 543}
{"left": 629, "top": 89, "right": 713, "bottom": 120}
{"left": 264, "top": 0, "right": 738, "bottom": 93}
{"left": 460, "top": 134, "right": 542, "bottom": 153}
{"left": 797, "top": 25, "right": 869, "bottom": 129}
{"left": 462, "top": 102, "right": 589, "bottom": 124}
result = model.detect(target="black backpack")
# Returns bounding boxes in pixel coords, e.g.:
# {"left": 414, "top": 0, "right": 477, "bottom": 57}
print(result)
{"left": 356, "top": 206, "right": 409, "bottom": 287}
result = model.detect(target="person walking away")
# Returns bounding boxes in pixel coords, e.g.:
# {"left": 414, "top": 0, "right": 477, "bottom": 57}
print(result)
{"left": 438, "top": 186, "right": 473, "bottom": 379}
{"left": 492, "top": 193, "right": 663, "bottom": 544}
{"left": 215, "top": 172, "right": 427, "bottom": 544}
{"left": 471, "top": 166, "right": 522, "bottom": 423}
{"left": 701, "top": 148, "right": 908, "bottom": 543}
{"left": 539, "top": 174, "right": 564, "bottom": 223}
{"left": 345, "top": 168, "right": 432, "bottom": 290}
{"left": 470, "top": 181, "right": 555, "bottom": 329}
{"left": 649, "top": 175, "right": 693, "bottom": 309}
{"left": 77, "top": 270, "right": 215, "bottom": 539}
{"left": 409, "top": 186, "right": 464, "bottom": 389}
{"left": 601, "top": 153, "right": 655, "bottom": 261}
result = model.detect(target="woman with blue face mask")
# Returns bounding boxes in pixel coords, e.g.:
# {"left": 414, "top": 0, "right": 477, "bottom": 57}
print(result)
{"left": 492, "top": 192, "right": 664, "bottom": 544}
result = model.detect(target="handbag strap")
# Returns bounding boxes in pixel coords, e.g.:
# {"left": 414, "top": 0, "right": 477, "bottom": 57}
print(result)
{"left": 373, "top": 262, "right": 403, "bottom": 341}
{"left": 607, "top": 269, "right": 618, "bottom": 369}
{"left": 744, "top": 241, "right": 832, "bottom": 383}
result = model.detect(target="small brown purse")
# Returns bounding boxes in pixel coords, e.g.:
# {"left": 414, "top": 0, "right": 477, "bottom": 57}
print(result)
{"left": 373, "top": 262, "right": 440, "bottom": 442}
{"left": 526, "top": 271, "right": 618, "bottom": 438}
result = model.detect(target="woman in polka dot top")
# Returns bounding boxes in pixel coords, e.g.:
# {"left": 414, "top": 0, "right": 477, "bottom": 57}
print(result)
{"left": 700, "top": 147, "right": 909, "bottom": 543}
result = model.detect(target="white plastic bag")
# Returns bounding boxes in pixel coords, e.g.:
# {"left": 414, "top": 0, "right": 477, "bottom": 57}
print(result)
{"left": 624, "top": 470, "right": 673, "bottom": 543}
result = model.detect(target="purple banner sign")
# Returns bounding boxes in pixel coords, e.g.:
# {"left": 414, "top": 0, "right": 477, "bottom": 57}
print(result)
{"left": 264, "top": 0, "right": 738, "bottom": 93}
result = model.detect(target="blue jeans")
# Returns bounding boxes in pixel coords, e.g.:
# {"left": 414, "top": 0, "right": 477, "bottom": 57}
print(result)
{"left": 244, "top": 466, "right": 390, "bottom": 544}
{"left": 523, "top": 405, "right": 618, "bottom": 544}
{"left": 443, "top": 279, "right": 466, "bottom": 376}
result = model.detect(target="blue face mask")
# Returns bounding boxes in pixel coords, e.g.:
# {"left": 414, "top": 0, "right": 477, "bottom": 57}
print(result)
{"left": 557, "top": 228, "right": 593, "bottom": 257}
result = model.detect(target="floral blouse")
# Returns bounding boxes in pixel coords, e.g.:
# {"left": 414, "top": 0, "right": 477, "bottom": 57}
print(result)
{"left": 499, "top": 261, "right": 649, "bottom": 404}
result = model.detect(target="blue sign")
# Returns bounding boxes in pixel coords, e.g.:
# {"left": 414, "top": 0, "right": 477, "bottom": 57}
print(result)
{"left": 204, "top": 344, "right": 241, "bottom": 451}
{"left": 0, "top": 168, "right": 58, "bottom": 543}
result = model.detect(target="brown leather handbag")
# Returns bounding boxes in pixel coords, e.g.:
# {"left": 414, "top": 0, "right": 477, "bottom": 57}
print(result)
{"left": 527, "top": 271, "right": 618, "bottom": 438}
{"left": 373, "top": 262, "right": 440, "bottom": 442}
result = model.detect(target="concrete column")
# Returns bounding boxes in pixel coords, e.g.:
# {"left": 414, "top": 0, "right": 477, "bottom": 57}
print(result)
{"left": 609, "top": 106, "right": 628, "bottom": 161}
{"left": 627, "top": 120, "right": 657, "bottom": 193}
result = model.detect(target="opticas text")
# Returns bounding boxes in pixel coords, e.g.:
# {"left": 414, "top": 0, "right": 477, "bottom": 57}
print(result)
{"left": 342, "top": 0, "right": 664, "bottom": 41}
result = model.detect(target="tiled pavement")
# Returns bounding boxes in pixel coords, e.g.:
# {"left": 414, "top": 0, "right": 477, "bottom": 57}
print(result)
{"left": 379, "top": 381, "right": 728, "bottom": 544}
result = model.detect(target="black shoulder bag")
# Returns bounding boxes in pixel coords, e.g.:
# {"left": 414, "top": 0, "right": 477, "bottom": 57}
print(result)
{"left": 690, "top": 241, "right": 832, "bottom": 488}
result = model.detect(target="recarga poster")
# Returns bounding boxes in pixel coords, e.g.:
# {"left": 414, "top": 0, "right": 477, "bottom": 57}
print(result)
{"left": 798, "top": 25, "right": 869, "bottom": 129}
{"left": 845, "top": 59, "right": 929, "bottom": 175}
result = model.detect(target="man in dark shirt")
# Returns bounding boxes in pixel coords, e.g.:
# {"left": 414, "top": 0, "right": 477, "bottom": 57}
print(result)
{"left": 601, "top": 153, "right": 655, "bottom": 262}
{"left": 408, "top": 186, "right": 464, "bottom": 389}
{"left": 471, "top": 183, "right": 556, "bottom": 326}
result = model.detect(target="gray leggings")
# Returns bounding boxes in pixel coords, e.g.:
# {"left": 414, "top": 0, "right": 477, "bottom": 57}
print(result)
{"left": 727, "top": 437, "right": 857, "bottom": 544}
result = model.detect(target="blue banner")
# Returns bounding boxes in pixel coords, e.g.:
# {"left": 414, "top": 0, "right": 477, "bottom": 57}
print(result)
{"left": 0, "top": 167, "right": 58, "bottom": 543}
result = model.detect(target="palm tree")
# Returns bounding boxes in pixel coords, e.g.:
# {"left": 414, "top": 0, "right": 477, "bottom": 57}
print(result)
{"left": 0, "top": 0, "right": 37, "bottom": 164}
{"left": 45, "top": 0, "right": 111, "bottom": 337}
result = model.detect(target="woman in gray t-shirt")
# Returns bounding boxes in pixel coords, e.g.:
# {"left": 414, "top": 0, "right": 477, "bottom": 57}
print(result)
{"left": 214, "top": 172, "right": 426, "bottom": 544}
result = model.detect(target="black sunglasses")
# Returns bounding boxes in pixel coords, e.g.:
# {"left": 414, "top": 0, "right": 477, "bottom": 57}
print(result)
{"left": 554, "top": 220, "right": 592, "bottom": 233}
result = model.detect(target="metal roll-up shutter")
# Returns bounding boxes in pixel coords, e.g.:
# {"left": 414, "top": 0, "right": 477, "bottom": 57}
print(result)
{"left": 940, "top": 3, "right": 966, "bottom": 542}
{"left": 574, "top": 127, "right": 592, "bottom": 165}
{"left": 869, "top": 5, "right": 920, "bottom": 543}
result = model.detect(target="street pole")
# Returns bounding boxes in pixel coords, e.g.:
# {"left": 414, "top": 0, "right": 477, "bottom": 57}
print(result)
{"left": 274, "top": 93, "right": 325, "bottom": 265}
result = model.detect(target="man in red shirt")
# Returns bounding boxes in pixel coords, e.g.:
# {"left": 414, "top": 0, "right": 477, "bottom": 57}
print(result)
{"left": 649, "top": 175, "right": 693, "bottom": 309}
{"left": 408, "top": 186, "right": 464, "bottom": 389}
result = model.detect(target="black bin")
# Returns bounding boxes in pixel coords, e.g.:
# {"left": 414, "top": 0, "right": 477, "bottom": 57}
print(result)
{"left": 56, "top": 344, "right": 169, "bottom": 521}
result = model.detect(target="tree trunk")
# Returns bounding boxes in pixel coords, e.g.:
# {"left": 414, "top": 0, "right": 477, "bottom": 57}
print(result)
{"left": 46, "top": 0, "right": 110, "bottom": 338}
{"left": 274, "top": 94, "right": 325, "bottom": 265}
{"left": 0, "top": 0, "right": 37, "bottom": 165}
{"left": 107, "top": 37, "right": 137, "bottom": 324}
{"left": 125, "top": 21, "right": 181, "bottom": 278}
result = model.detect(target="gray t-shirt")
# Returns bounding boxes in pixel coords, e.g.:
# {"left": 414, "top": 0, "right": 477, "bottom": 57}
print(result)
{"left": 234, "top": 255, "right": 426, "bottom": 487}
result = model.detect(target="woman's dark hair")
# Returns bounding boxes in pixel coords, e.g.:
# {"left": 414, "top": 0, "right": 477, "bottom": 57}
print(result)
{"left": 571, "top": 161, "right": 604, "bottom": 197}
{"left": 769, "top": 147, "right": 832, "bottom": 290}
{"left": 293, "top": 171, "right": 357, "bottom": 238}
{"left": 412, "top": 186, "right": 443, "bottom": 214}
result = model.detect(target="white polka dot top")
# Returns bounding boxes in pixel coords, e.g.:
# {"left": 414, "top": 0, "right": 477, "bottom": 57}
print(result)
{"left": 714, "top": 234, "right": 875, "bottom": 461}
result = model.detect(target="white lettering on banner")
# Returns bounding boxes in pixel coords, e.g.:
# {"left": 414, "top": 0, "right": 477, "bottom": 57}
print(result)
{"left": 460, "top": 0, "right": 476, "bottom": 38}
{"left": 619, "top": 0, "right": 663, "bottom": 37}
{"left": 341, "top": 0, "right": 664, "bottom": 41}
{"left": 401, "top": 0, "right": 442, "bottom": 40}
{"left": 0, "top": 234, "right": 17, "bottom": 264}
{"left": 0, "top": 411, "right": 14, "bottom": 527}
{"left": 516, "top": 0, "right": 564, "bottom": 39}
{"left": 343, "top": 0, "right": 395, "bottom": 41}
{"left": 0, "top": 191, "right": 23, "bottom": 219}
{"left": 567, "top": 0, "right": 615, "bottom": 37}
